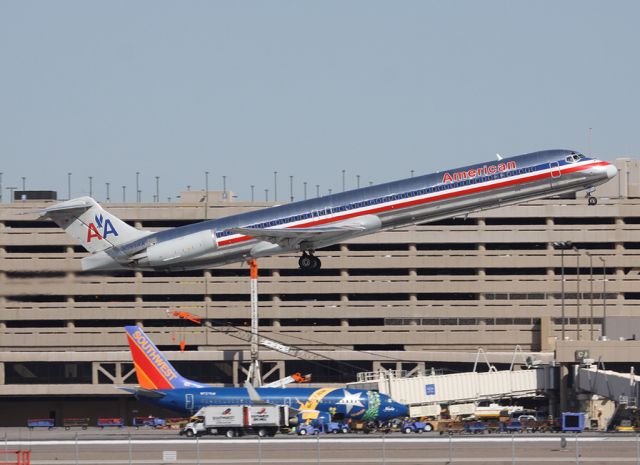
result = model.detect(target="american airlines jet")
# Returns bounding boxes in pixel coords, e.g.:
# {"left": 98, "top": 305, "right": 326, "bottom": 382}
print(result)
{"left": 42, "top": 149, "right": 616, "bottom": 272}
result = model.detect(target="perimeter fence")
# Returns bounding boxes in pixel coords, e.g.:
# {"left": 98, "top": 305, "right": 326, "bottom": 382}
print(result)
{"left": 4, "top": 429, "right": 640, "bottom": 464}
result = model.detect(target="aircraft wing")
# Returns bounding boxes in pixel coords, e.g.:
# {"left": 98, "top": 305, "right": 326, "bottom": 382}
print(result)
{"left": 243, "top": 381, "right": 301, "bottom": 414}
{"left": 230, "top": 214, "right": 382, "bottom": 249}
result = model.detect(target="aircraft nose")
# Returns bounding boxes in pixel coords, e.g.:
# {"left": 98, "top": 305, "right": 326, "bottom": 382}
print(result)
{"left": 396, "top": 402, "right": 409, "bottom": 417}
{"left": 605, "top": 163, "right": 617, "bottom": 179}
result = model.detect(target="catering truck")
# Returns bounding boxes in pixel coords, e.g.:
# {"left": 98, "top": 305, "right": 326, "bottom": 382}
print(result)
{"left": 180, "top": 405, "right": 290, "bottom": 438}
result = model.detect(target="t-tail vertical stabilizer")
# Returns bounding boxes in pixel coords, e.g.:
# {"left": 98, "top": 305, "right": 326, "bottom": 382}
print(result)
{"left": 125, "top": 326, "right": 205, "bottom": 390}
{"left": 40, "top": 197, "right": 150, "bottom": 253}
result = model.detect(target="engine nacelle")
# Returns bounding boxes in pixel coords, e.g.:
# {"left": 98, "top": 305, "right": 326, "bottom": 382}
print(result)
{"left": 142, "top": 229, "right": 217, "bottom": 267}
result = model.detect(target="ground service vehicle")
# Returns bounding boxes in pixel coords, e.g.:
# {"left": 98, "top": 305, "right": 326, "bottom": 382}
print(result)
{"left": 401, "top": 420, "right": 428, "bottom": 434}
{"left": 181, "top": 405, "right": 289, "bottom": 438}
{"left": 297, "top": 421, "right": 350, "bottom": 435}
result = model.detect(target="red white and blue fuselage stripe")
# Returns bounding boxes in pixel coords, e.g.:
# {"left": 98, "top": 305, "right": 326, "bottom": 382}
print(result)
{"left": 116, "top": 149, "right": 613, "bottom": 267}
{"left": 213, "top": 154, "right": 610, "bottom": 248}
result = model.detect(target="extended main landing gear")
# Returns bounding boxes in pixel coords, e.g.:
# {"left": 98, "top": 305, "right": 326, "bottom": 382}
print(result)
{"left": 298, "top": 251, "right": 321, "bottom": 271}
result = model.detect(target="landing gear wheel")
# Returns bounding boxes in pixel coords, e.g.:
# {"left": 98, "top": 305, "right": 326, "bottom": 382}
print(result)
{"left": 588, "top": 196, "right": 598, "bottom": 206}
{"left": 299, "top": 254, "right": 314, "bottom": 270}
{"left": 298, "top": 253, "right": 321, "bottom": 271}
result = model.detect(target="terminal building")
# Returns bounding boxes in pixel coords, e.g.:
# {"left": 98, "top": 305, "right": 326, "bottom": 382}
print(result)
{"left": 0, "top": 158, "right": 639, "bottom": 425}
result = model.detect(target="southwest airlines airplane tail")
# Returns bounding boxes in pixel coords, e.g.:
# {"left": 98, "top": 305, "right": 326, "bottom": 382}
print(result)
{"left": 125, "top": 326, "right": 205, "bottom": 390}
{"left": 41, "top": 149, "right": 617, "bottom": 272}
{"left": 124, "top": 326, "right": 408, "bottom": 420}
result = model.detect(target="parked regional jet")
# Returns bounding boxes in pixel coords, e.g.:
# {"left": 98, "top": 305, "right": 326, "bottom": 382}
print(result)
{"left": 41, "top": 149, "right": 616, "bottom": 271}
{"left": 123, "top": 325, "right": 408, "bottom": 420}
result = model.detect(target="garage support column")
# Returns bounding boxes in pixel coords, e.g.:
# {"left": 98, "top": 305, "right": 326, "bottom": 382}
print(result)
{"left": 539, "top": 316, "right": 553, "bottom": 351}
{"left": 0, "top": 268, "right": 5, "bottom": 304}
{"left": 91, "top": 362, "right": 100, "bottom": 385}
{"left": 477, "top": 239, "right": 487, "bottom": 300}
{"left": 559, "top": 363, "right": 570, "bottom": 412}
{"left": 477, "top": 268, "right": 486, "bottom": 301}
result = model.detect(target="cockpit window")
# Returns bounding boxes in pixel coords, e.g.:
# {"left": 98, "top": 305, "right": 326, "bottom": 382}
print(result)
{"left": 565, "top": 154, "right": 585, "bottom": 163}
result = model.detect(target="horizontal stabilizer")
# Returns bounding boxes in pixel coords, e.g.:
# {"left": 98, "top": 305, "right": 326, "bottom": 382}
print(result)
{"left": 117, "top": 386, "right": 167, "bottom": 398}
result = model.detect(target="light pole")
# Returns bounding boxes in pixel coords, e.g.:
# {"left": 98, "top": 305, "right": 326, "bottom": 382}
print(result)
{"left": 273, "top": 171, "right": 278, "bottom": 202}
{"left": 21, "top": 176, "right": 26, "bottom": 191}
{"left": 411, "top": 170, "right": 415, "bottom": 178}
{"left": 136, "top": 172, "right": 140, "bottom": 203}
{"left": 573, "top": 246, "right": 581, "bottom": 340}
{"left": 554, "top": 241, "right": 573, "bottom": 340}
{"left": 155, "top": 176, "right": 159, "bottom": 203}
{"left": 303, "top": 182, "right": 307, "bottom": 200}
{"left": 356, "top": 175, "right": 360, "bottom": 189}
{"left": 106, "top": 182, "right": 110, "bottom": 202}
{"left": 250, "top": 185, "right": 255, "bottom": 202}
{"left": 342, "top": 169, "right": 346, "bottom": 192}
{"left": 289, "top": 175, "right": 294, "bottom": 202}
{"left": 205, "top": 171, "right": 209, "bottom": 219}
{"left": 316, "top": 184, "right": 320, "bottom": 198}
{"left": 264, "top": 188, "right": 269, "bottom": 202}
{"left": 67, "top": 172, "right": 72, "bottom": 199}
{"left": 122, "top": 186, "right": 126, "bottom": 203}
{"left": 222, "top": 175, "right": 227, "bottom": 200}
{"left": 599, "top": 256, "right": 607, "bottom": 338}
{"left": 89, "top": 176, "right": 93, "bottom": 197}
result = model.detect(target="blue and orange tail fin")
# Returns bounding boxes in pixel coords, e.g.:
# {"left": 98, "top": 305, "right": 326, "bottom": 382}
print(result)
{"left": 125, "top": 326, "right": 204, "bottom": 390}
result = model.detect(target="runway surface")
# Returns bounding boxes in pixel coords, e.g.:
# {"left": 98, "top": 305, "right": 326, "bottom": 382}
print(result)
{"left": 3, "top": 428, "right": 640, "bottom": 464}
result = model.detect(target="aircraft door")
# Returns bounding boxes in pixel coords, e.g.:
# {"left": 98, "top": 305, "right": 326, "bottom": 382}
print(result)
{"left": 549, "top": 162, "right": 561, "bottom": 182}
{"left": 185, "top": 393, "right": 195, "bottom": 411}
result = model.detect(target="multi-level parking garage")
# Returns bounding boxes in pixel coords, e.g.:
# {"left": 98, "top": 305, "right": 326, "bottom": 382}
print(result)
{"left": 0, "top": 158, "right": 638, "bottom": 424}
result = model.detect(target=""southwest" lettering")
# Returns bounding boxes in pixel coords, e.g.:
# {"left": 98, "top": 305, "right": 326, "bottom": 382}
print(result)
{"left": 133, "top": 330, "right": 178, "bottom": 381}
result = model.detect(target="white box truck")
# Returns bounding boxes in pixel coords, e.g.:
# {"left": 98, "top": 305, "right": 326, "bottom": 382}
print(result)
{"left": 181, "top": 405, "right": 289, "bottom": 438}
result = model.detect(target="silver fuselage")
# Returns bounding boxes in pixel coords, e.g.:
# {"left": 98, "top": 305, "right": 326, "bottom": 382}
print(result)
{"left": 89, "top": 149, "right": 615, "bottom": 271}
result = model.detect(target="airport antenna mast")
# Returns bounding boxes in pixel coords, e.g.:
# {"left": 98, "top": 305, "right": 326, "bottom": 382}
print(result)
{"left": 248, "top": 259, "right": 261, "bottom": 387}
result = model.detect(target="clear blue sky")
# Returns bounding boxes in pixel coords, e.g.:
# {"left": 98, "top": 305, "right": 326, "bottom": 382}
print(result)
{"left": 1, "top": 1, "right": 638, "bottom": 202}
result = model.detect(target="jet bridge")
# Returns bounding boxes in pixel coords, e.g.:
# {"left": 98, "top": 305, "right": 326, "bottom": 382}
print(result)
{"left": 577, "top": 366, "right": 640, "bottom": 407}
{"left": 347, "top": 366, "right": 557, "bottom": 407}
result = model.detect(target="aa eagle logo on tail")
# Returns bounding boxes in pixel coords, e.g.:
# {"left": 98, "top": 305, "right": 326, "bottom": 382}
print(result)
{"left": 86, "top": 214, "right": 119, "bottom": 242}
